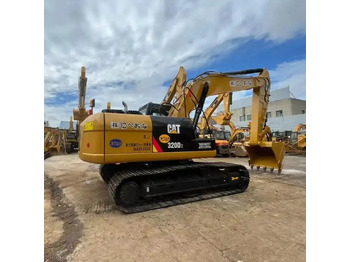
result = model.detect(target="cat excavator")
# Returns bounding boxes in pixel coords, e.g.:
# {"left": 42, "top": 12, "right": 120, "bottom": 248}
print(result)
{"left": 79, "top": 66, "right": 285, "bottom": 213}
{"left": 199, "top": 93, "right": 247, "bottom": 157}
{"left": 200, "top": 92, "right": 268, "bottom": 158}
{"left": 202, "top": 92, "right": 250, "bottom": 157}
{"left": 285, "top": 123, "right": 306, "bottom": 153}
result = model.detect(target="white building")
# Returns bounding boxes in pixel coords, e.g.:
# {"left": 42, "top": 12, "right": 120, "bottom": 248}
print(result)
{"left": 217, "top": 87, "right": 306, "bottom": 132}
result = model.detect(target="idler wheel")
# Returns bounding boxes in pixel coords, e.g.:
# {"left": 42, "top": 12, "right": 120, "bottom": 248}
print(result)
{"left": 118, "top": 181, "right": 140, "bottom": 206}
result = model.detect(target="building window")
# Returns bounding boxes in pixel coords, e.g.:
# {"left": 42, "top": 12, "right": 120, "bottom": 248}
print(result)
{"left": 239, "top": 116, "right": 245, "bottom": 121}
{"left": 276, "top": 110, "right": 283, "bottom": 117}
{"left": 301, "top": 110, "right": 305, "bottom": 114}
{"left": 247, "top": 115, "right": 251, "bottom": 121}
{"left": 266, "top": 112, "right": 271, "bottom": 119}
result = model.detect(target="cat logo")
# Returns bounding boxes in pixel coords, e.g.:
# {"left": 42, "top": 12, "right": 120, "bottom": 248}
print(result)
{"left": 159, "top": 134, "right": 170, "bottom": 143}
{"left": 167, "top": 124, "right": 181, "bottom": 134}
{"left": 231, "top": 177, "right": 239, "bottom": 181}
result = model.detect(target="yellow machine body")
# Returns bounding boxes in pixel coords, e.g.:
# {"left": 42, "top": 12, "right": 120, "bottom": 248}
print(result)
{"left": 79, "top": 112, "right": 216, "bottom": 164}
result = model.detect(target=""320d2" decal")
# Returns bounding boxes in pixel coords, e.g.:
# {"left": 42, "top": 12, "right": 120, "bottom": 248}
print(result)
{"left": 167, "top": 142, "right": 184, "bottom": 149}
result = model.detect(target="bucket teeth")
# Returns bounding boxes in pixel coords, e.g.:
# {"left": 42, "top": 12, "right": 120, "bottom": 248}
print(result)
{"left": 270, "top": 168, "right": 274, "bottom": 173}
{"left": 256, "top": 166, "right": 260, "bottom": 171}
{"left": 263, "top": 167, "right": 267, "bottom": 173}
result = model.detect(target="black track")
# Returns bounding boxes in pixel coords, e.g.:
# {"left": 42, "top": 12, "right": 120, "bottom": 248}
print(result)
{"left": 44, "top": 152, "right": 52, "bottom": 159}
{"left": 107, "top": 162, "right": 249, "bottom": 213}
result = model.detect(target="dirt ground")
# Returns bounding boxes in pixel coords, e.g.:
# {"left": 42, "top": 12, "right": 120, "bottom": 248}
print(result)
{"left": 44, "top": 154, "right": 306, "bottom": 262}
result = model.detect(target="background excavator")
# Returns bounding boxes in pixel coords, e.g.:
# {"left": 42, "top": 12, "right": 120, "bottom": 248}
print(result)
{"left": 199, "top": 92, "right": 247, "bottom": 157}
{"left": 285, "top": 123, "right": 306, "bottom": 153}
{"left": 199, "top": 122, "right": 231, "bottom": 157}
{"left": 44, "top": 67, "right": 94, "bottom": 158}
{"left": 200, "top": 92, "right": 270, "bottom": 158}
{"left": 73, "top": 67, "right": 94, "bottom": 140}
{"left": 199, "top": 94, "right": 231, "bottom": 157}
{"left": 65, "top": 116, "right": 79, "bottom": 153}
{"left": 79, "top": 66, "right": 285, "bottom": 213}
{"left": 44, "top": 127, "right": 67, "bottom": 159}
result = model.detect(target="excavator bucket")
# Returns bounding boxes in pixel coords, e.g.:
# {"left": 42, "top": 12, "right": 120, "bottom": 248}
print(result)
{"left": 244, "top": 141, "right": 285, "bottom": 172}
{"left": 232, "top": 143, "right": 248, "bottom": 157}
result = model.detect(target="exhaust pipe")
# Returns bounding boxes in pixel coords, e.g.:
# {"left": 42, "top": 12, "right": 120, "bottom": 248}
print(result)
{"left": 122, "top": 101, "right": 128, "bottom": 113}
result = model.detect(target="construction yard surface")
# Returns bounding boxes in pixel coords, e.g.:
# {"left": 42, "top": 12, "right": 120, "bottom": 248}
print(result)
{"left": 44, "top": 154, "right": 306, "bottom": 262}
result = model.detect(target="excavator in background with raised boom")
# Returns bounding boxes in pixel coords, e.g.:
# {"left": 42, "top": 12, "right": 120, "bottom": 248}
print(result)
{"left": 79, "top": 66, "right": 285, "bottom": 213}
{"left": 200, "top": 92, "right": 251, "bottom": 157}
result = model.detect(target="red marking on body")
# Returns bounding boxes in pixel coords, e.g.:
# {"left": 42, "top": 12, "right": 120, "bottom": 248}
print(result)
{"left": 152, "top": 137, "right": 163, "bottom": 152}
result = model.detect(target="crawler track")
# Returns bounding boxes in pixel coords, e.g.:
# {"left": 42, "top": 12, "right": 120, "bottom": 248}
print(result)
{"left": 44, "top": 152, "right": 52, "bottom": 159}
{"left": 107, "top": 162, "right": 249, "bottom": 213}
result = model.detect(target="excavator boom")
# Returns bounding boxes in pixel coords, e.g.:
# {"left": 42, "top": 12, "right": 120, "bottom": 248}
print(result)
{"left": 167, "top": 68, "right": 284, "bottom": 172}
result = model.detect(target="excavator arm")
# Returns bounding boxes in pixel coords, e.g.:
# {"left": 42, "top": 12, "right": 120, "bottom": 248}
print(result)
{"left": 161, "top": 66, "right": 187, "bottom": 105}
{"left": 167, "top": 67, "right": 284, "bottom": 172}
{"left": 294, "top": 123, "right": 306, "bottom": 132}
{"left": 200, "top": 93, "right": 226, "bottom": 130}
{"left": 168, "top": 69, "right": 269, "bottom": 142}
{"left": 167, "top": 69, "right": 270, "bottom": 143}
{"left": 73, "top": 67, "right": 90, "bottom": 127}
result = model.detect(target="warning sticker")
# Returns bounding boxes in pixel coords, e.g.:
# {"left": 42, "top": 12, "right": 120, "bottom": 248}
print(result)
{"left": 198, "top": 142, "right": 212, "bottom": 149}
{"left": 84, "top": 122, "right": 94, "bottom": 131}
{"left": 110, "top": 122, "right": 148, "bottom": 130}
{"left": 126, "top": 142, "right": 151, "bottom": 152}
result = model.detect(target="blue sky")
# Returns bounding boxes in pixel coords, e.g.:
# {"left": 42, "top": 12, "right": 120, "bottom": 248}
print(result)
{"left": 165, "top": 34, "right": 306, "bottom": 88}
{"left": 44, "top": 0, "right": 306, "bottom": 127}
{"left": 188, "top": 35, "right": 305, "bottom": 76}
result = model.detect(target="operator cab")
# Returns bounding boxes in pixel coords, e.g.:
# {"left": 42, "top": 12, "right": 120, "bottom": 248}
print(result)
{"left": 138, "top": 102, "right": 171, "bottom": 116}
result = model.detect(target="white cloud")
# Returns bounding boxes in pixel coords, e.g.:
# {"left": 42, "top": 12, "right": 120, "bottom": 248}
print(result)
{"left": 45, "top": 0, "right": 305, "bottom": 127}
{"left": 230, "top": 59, "right": 306, "bottom": 102}
{"left": 270, "top": 59, "right": 306, "bottom": 99}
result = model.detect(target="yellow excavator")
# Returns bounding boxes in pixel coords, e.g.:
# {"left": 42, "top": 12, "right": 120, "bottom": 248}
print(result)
{"left": 200, "top": 93, "right": 247, "bottom": 157}
{"left": 285, "top": 123, "right": 306, "bottom": 153}
{"left": 65, "top": 116, "right": 79, "bottom": 153}
{"left": 199, "top": 123, "right": 231, "bottom": 157}
{"left": 79, "top": 67, "right": 285, "bottom": 213}
{"left": 199, "top": 96, "right": 231, "bottom": 157}
{"left": 44, "top": 127, "right": 67, "bottom": 159}
{"left": 44, "top": 67, "right": 94, "bottom": 158}
{"left": 293, "top": 124, "right": 306, "bottom": 149}
{"left": 73, "top": 66, "right": 93, "bottom": 141}
{"left": 200, "top": 92, "right": 270, "bottom": 158}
